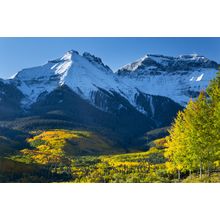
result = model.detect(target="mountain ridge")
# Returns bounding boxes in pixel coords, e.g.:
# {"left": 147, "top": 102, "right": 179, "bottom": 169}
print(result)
{"left": 0, "top": 49, "right": 218, "bottom": 149}
{"left": 3, "top": 50, "right": 218, "bottom": 109}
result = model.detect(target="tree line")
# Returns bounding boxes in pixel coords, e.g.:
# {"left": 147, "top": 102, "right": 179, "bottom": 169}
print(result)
{"left": 165, "top": 71, "right": 220, "bottom": 180}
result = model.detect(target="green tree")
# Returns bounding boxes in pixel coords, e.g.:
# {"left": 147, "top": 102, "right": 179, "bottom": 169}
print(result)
{"left": 165, "top": 90, "right": 218, "bottom": 179}
{"left": 207, "top": 71, "right": 220, "bottom": 171}
{"left": 184, "top": 92, "right": 215, "bottom": 177}
{"left": 165, "top": 111, "right": 188, "bottom": 180}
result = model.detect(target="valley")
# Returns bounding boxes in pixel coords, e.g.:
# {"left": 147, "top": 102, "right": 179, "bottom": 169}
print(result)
{"left": 0, "top": 50, "right": 220, "bottom": 183}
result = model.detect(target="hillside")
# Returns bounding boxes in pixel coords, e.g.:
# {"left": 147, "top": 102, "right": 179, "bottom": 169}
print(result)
{"left": 2, "top": 143, "right": 219, "bottom": 183}
{"left": 0, "top": 50, "right": 218, "bottom": 150}
{"left": 0, "top": 50, "right": 220, "bottom": 183}
{"left": 1, "top": 50, "right": 218, "bottom": 150}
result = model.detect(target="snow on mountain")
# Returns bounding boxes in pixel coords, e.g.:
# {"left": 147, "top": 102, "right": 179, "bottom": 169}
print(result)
{"left": 119, "top": 54, "right": 171, "bottom": 72}
{"left": 11, "top": 50, "right": 136, "bottom": 109}
{"left": 118, "top": 54, "right": 218, "bottom": 74}
{"left": 9, "top": 50, "right": 219, "bottom": 112}
{"left": 117, "top": 54, "right": 219, "bottom": 106}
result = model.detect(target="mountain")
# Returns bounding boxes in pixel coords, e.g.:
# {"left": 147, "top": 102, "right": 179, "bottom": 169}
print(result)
{"left": 0, "top": 80, "right": 24, "bottom": 120}
{"left": 117, "top": 54, "right": 219, "bottom": 106}
{"left": 10, "top": 51, "right": 218, "bottom": 108}
{"left": 0, "top": 50, "right": 218, "bottom": 149}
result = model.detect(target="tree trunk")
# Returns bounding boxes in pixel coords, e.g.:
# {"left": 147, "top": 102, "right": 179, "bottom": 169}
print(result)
{"left": 189, "top": 170, "right": 192, "bottom": 179}
{"left": 199, "top": 162, "right": 202, "bottom": 179}
{"left": 178, "top": 170, "right": 181, "bottom": 181}
{"left": 207, "top": 162, "right": 211, "bottom": 178}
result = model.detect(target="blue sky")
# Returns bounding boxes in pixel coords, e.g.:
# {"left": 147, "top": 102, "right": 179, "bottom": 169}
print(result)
{"left": 0, "top": 37, "right": 220, "bottom": 79}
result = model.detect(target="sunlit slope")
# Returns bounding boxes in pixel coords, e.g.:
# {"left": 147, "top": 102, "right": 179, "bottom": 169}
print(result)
{"left": 71, "top": 146, "right": 167, "bottom": 183}
{"left": 13, "top": 130, "right": 122, "bottom": 164}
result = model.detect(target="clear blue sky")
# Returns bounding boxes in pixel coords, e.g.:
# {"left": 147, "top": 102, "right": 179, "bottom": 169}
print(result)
{"left": 0, "top": 37, "right": 220, "bottom": 79}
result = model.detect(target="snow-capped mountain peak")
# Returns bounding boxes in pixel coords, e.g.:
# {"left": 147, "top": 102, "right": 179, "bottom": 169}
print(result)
{"left": 117, "top": 53, "right": 219, "bottom": 106}
{"left": 4, "top": 50, "right": 219, "bottom": 114}
{"left": 119, "top": 54, "right": 175, "bottom": 70}
{"left": 120, "top": 55, "right": 150, "bottom": 72}
{"left": 118, "top": 53, "right": 219, "bottom": 76}
{"left": 1, "top": 50, "right": 219, "bottom": 144}
{"left": 10, "top": 50, "right": 125, "bottom": 108}
{"left": 178, "top": 53, "right": 205, "bottom": 60}
{"left": 82, "top": 52, "right": 112, "bottom": 73}
{"left": 61, "top": 49, "right": 78, "bottom": 60}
